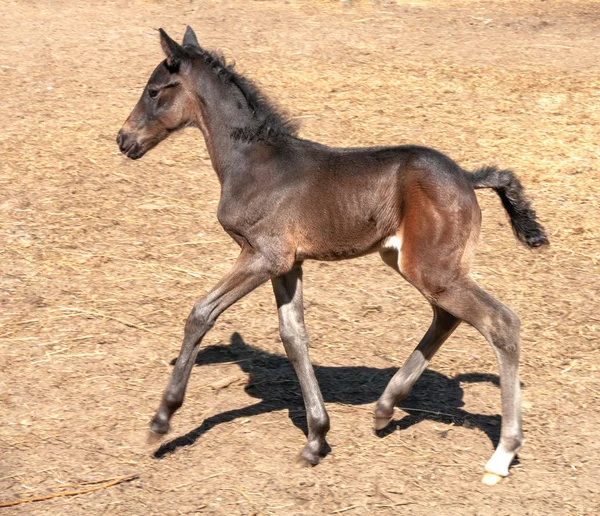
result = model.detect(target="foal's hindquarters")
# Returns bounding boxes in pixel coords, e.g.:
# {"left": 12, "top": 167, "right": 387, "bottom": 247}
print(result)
{"left": 288, "top": 157, "right": 524, "bottom": 483}
{"left": 373, "top": 168, "right": 523, "bottom": 485}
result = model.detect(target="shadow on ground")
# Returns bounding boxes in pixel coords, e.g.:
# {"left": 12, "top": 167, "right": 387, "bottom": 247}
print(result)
{"left": 154, "top": 332, "right": 505, "bottom": 459}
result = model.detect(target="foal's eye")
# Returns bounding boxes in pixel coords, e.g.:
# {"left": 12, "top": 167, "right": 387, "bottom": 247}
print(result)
{"left": 148, "top": 88, "right": 160, "bottom": 99}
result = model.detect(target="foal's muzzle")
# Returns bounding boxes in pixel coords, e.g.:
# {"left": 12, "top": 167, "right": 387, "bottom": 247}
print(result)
{"left": 116, "top": 129, "right": 144, "bottom": 160}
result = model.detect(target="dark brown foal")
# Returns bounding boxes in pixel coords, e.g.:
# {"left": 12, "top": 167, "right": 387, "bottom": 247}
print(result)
{"left": 117, "top": 27, "right": 549, "bottom": 484}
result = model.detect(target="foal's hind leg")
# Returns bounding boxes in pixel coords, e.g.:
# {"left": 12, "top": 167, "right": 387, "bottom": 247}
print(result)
{"left": 375, "top": 247, "right": 461, "bottom": 429}
{"left": 374, "top": 305, "right": 460, "bottom": 430}
{"left": 272, "top": 266, "right": 330, "bottom": 465}
{"left": 433, "top": 278, "right": 523, "bottom": 484}
{"left": 380, "top": 204, "right": 521, "bottom": 482}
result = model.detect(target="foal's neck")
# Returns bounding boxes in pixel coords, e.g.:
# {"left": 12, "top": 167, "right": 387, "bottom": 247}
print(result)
{"left": 191, "top": 68, "right": 259, "bottom": 182}
{"left": 189, "top": 57, "right": 296, "bottom": 183}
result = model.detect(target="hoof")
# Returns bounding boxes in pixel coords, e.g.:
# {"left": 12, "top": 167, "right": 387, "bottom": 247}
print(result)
{"left": 374, "top": 398, "right": 394, "bottom": 432}
{"left": 374, "top": 403, "right": 393, "bottom": 431}
{"left": 298, "top": 442, "right": 331, "bottom": 466}
{"left": 298, "top": 450, "right": 320, "bottom": 466}
{"left": 374, "top": 414, "right": 392, "bottom": 432}
{"left": 481, "top": 472, "right": 504, "bottom": 486}
{"left": 149, "top": 415, "right": 170, "bottom": 436}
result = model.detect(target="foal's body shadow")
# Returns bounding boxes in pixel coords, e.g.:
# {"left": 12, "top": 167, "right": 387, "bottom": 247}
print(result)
{"left": 154, "top": 332, "right": 503, "bottom": 459}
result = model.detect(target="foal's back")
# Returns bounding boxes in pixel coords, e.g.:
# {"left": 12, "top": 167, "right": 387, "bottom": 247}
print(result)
{"left": 249, "top": 139, "right": 480, "bottom": 264}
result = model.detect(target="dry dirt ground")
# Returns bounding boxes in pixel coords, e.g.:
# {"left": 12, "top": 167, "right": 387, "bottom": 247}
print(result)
{"left": 1, "top": 0, "right": 599, "bottom": 514}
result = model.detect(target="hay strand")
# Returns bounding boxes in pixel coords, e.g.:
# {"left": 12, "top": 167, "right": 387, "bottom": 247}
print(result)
{"left": 0, "top": 473, "right": 139, "bottom": 508}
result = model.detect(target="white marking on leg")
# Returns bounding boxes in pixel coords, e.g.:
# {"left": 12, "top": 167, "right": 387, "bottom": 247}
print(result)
{"left": 485, "top": 446, "right": 519, "bottom": 478}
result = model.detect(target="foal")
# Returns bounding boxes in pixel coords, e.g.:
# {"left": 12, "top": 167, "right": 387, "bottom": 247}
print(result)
{"left": 117, "top": 27, "right": 548, "bottom": 484}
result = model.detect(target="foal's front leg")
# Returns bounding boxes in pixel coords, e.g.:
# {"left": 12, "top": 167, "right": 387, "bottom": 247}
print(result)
{"left": 272, "top": 266, "right": 330, "bottom": 465}
{"left": 150, "top": 249, "right": 273, "bottom": 438}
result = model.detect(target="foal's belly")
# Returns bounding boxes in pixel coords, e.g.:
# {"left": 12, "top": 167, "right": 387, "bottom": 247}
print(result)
{"left": 294, "top": 216, "right": 388, "bottom": 262}
{"left": 285, "top": 162, "right": 400, "bottom": 262}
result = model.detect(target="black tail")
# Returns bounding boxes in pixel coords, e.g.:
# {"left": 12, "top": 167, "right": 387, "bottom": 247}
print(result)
{"left": 468, "top": 166, "right": 549, "bottom": 248}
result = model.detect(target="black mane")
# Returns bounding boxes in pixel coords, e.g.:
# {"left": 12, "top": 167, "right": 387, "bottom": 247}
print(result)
{"left": 185, "top": 46, "right": 299, "bottom": 142}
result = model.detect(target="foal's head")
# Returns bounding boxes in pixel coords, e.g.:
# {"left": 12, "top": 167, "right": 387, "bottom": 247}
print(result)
{"left": 117, "top": 27, "right": 202, "bottom": 160}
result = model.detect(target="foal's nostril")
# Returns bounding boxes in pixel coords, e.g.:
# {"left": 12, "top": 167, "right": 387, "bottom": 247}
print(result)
{"left": 117, "top": 130, "right": 133, "bottom": 154}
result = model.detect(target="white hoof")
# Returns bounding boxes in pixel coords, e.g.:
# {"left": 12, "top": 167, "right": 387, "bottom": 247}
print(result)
{"left": 481, "top": 472, "right": 504, "bottom": 485}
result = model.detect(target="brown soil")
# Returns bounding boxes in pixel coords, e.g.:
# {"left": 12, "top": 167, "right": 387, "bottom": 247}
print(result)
{"left": 1, "top": 0, "right": 599, "bottom": 514}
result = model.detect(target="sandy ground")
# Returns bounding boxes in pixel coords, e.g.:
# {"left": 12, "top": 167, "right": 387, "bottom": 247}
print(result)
{"left": 1, "top": 0, "right": 599, "bottom": 514}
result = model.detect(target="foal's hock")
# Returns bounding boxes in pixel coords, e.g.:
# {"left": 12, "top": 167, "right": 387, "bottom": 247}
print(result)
{"left": 117, "top": 26, "right": 549, "bottom": 485}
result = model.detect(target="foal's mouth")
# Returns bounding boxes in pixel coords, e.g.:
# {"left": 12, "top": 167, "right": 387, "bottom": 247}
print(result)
{"left": 117, "top": 130, "right": 148, "bottom": 160}
{"left": 121, "top": 143, "right": 144, "bottom": 160}
{"left": 117, "top": 137, "right": 148, "bottom": 160}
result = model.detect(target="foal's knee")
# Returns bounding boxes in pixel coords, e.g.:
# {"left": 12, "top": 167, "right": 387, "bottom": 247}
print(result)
{"left": 497, "top": 307, "right": 520, "bottom": 337}
{"left": 185, "top": 301, "right": 215, "bottom": 333}
{"left": 501, "top": 307, "right": 520, "bottom": 333}
{"left": 490, "top": 307, "right": 520, "bottom": 352}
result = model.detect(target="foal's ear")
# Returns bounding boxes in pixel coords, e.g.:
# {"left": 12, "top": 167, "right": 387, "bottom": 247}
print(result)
{"left": 159, "top": 28, "right": 184, "bottom": 69}
{"left": 182, "top": 25, "right": 200, "bottom": 51}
